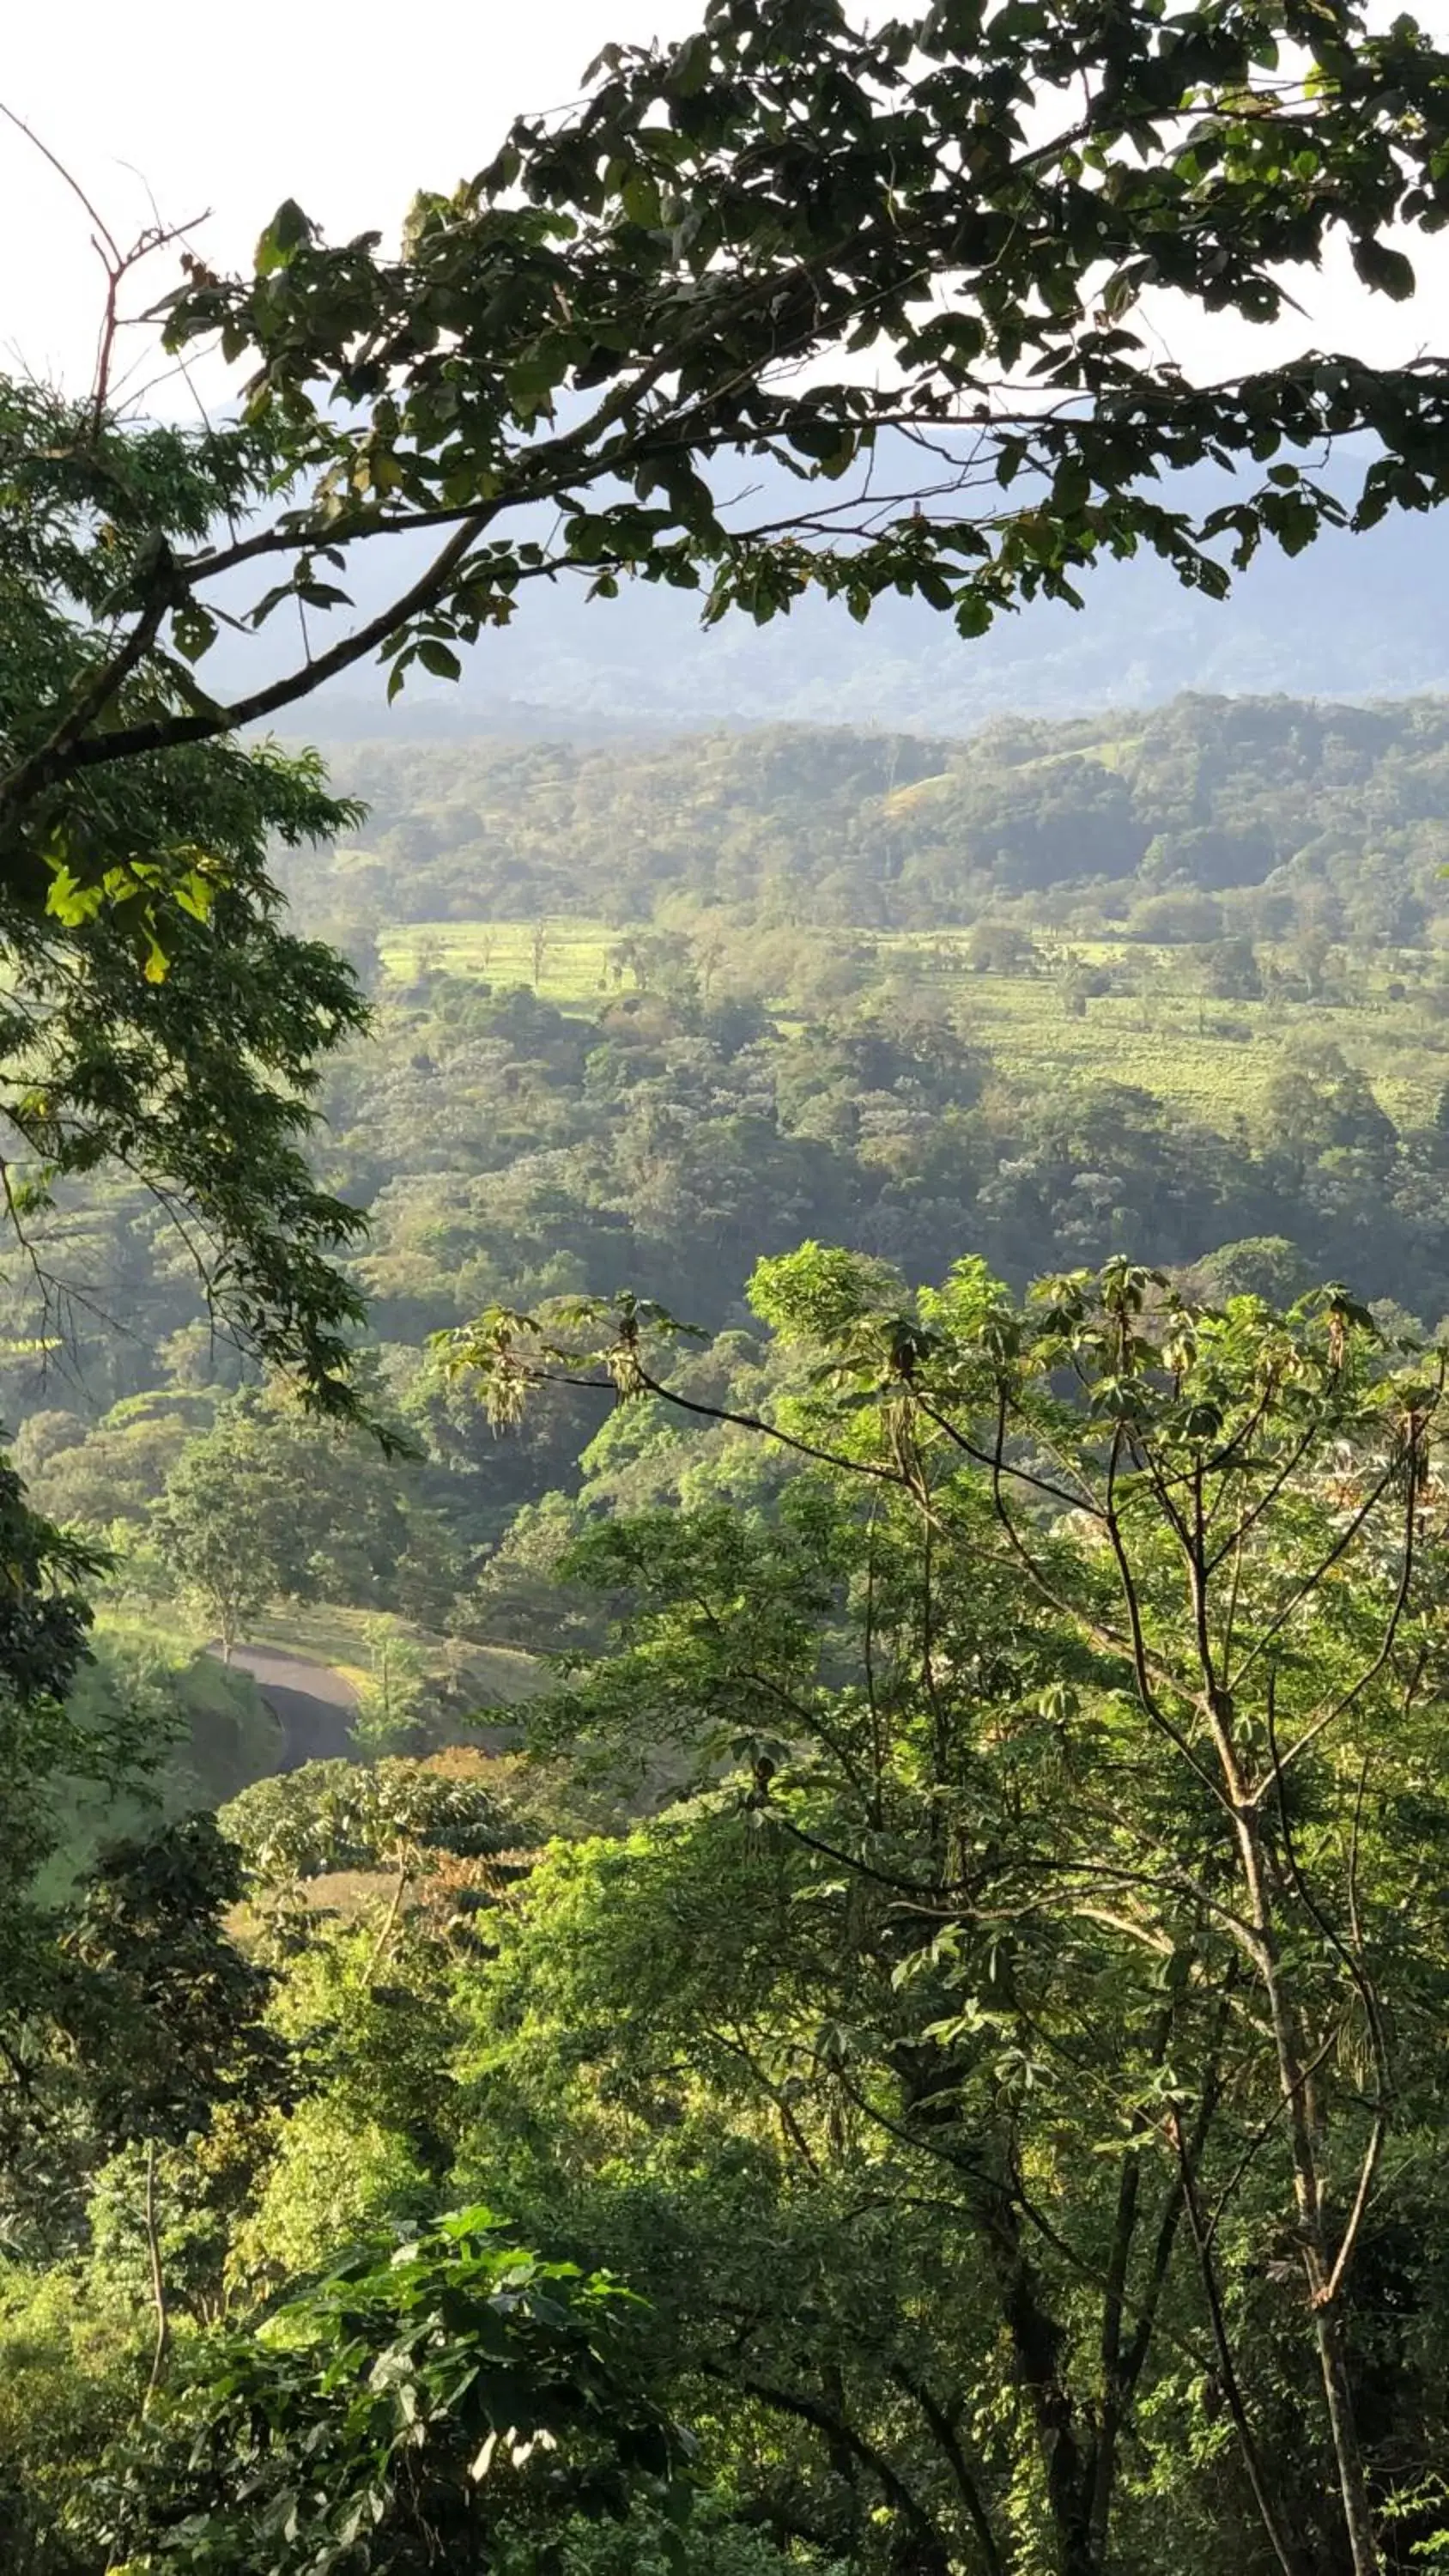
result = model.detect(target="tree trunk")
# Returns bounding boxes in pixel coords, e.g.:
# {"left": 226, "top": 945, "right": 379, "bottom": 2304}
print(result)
{"left": 1234, "top": 1803, "right": 1380, "bottom": 2576}
{"left": 364, "top": 1858, "right": 409, "bottom": 1987}
{"left": 979, "top": 2187, "right": 1098, "bottom": 2576}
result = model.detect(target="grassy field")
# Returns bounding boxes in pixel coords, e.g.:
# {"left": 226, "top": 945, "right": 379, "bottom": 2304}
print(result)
{"left": 379, "top": 917, "right": 1449, "bottom": 1133}
{"left": 379, "top": 918, "right": 615, "bottom": 1005}
{"left": 246, "top": 1602, "right": 546, "bottom": 1711}
{"left": 944, "top": 976, "right": 1446, "bottom": 1131}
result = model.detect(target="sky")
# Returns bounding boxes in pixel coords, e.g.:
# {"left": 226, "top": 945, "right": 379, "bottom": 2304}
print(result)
{"left": 3, "top": 0, "right": 1449, "bottom": 409}
{"left": 0, "top": 0, "right": 702, "bottom": 395}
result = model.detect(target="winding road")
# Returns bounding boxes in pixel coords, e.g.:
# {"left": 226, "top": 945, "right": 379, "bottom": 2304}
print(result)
{"left": 221, "top": 1643, "right": 359, "bottom": 1771}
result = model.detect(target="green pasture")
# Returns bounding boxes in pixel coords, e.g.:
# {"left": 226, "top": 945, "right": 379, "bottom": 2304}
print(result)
{"left": 943, "top": 976, "right": 1446, "bottom": 1131}
{"left": 378, "top": 916, "right": 1449, "bottom": 1135}
{"left": 379, "top": 918, "right": 616, "bottom": 1004}
{"left": 246, "top": 1601, "right": 546, "bottom": 1712}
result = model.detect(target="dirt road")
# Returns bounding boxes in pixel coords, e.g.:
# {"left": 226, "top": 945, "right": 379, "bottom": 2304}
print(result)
{"left": 221, "top": 1643, "right": 359, "bottom": 1771}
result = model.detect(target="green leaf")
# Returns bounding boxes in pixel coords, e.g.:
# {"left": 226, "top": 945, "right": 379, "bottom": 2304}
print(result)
{"left": 1351, "top": 237, "right": 1416, "bottom": 301}
{"left": 254, "top": 197, "right": 315, "bottom": 275}
{"left": 171, "top": 600, "right": 218, "bottom": 664}
{"left": 621, "top": 172, "right": 663, "bottom": 229}
{"left": 667, "top": 30, "right": 712, "bottom": 96}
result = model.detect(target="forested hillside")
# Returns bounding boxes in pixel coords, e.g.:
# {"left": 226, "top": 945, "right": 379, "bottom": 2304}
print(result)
{"left": 296, "top": 692, "right": 1449, "bottom": 939}
{"left": 15, "top": 837, "right": 1449, "bottom": 1613}
{"left": 12, "top": 695, "right": 1449, "bottom": 1649}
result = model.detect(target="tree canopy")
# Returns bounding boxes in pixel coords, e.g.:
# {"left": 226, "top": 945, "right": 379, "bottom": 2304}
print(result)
{"left": 9, "top": 0, "right": 1449, "bottom": 1408}
{"left": 447, "top": 1251, "right": 1449, "bottom": 2576}
{"left": 0, "top": 379, "right": 373, "bottom": 1410}
{"left": 91, "top": 2207, "right": 688, "bottom": 2576}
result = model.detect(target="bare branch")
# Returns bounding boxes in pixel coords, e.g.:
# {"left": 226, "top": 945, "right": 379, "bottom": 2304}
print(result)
{"left": 1172, "top": 2109, "right": 1307, "bottom": 2576}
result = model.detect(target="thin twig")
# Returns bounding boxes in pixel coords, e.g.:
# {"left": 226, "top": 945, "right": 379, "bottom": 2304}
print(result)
{"left": 142, "top": 2136, "right": 169, "bottom": 2416}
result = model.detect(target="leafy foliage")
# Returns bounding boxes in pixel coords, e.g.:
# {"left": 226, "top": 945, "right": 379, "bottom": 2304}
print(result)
{"left": 219, "top": 1754, "right": 526, "bottom": 1886}
{"left": 0, "top": 391, "right": 371, "bottom": 1414}
{"left": 67, "top": 1814, "right": 289, "bottom": 2154}
{"left": 20, "top": 11, "right": 1449, "bottom": 2559}
{"left": 450, "top": 1255, "right": 1449, "bottom": 2573}
{"left": 91, "top": 2208, "right": 688, "bottom": 2576}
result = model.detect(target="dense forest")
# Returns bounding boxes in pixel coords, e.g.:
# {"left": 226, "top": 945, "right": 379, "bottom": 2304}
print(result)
{"left": 298, "top": 692, "right": 1449, "bottom": 938}
{"left": 7, "top": 695, "right": 1449, "bottom": 2572}
{"left": 20, "top": 697, "right": 1449, "bottom": 1608}
{"left": 20, "top": 3, "right": 1449, "bottom": 2572}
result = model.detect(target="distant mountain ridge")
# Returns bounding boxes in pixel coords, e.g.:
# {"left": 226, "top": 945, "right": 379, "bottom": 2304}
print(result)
{"left": 284, "top": 492, "right": 1449, "bottom": 742}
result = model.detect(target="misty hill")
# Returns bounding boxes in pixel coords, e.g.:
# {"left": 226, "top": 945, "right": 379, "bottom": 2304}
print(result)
{"left": 209, "top": 420, "right": 1449, "bottom": 743}
{"left": 293, "top": 692, "right": 1449, "bottom": 943}
{"left": 291, "top": 489, "right": 1449, "bottom": 742}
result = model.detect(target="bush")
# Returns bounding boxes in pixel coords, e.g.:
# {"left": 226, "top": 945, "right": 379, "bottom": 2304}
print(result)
{"left": 218, "top": 1755, "right": 530, "bottom": 1886}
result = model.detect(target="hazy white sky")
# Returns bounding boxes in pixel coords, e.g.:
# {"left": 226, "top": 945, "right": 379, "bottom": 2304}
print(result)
{"left": 3, "top": 0, "right": 1447, "bottom": 405}
{"left": 0, "top": 1, "right": 701, "bottom": 392}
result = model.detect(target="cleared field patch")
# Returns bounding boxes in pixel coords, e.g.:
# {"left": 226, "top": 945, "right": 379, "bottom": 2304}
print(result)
{"left": 373, "top": 916, "right": 1449, "bottom": 1136}
{"left": 860, "top": 932, "right": 1449, "bottom": 1131}
{"left": 379, "top": 918, "right": 615, "bottom": 1005}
